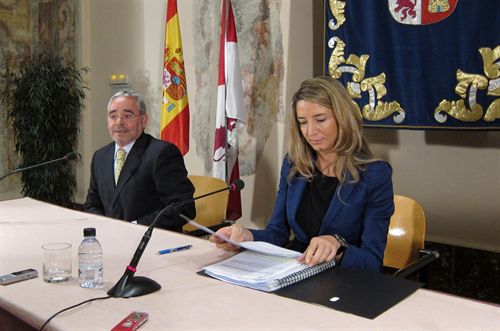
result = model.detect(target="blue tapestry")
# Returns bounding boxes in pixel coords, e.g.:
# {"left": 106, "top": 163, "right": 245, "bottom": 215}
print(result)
{"left": 324, "top": 0, "right": 500, "bottom": 129}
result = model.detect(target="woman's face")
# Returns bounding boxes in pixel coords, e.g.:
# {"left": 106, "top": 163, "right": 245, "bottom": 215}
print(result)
{"left": 296, "top": 100, "right": 338, "bottom": 155}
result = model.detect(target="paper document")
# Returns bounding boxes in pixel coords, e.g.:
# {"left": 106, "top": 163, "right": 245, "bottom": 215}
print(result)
{"left": 203, "top": 250, "right": 336, "bottom": 292}
{"left": 239, "top": 241, "right": 301, "bottom": 258}
{"left": 179, "top": 214, "right": 241, "bottom": 246}
{"left": 179, "top": 214, "right": 301, "bottom": 258}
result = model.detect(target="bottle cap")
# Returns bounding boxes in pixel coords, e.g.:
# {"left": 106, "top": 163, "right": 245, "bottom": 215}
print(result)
{"left": 83, "top": 227, "right": 96, "bottom": 237}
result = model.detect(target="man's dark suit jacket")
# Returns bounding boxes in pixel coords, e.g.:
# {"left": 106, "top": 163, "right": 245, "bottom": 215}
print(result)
{"left": 84, "top": 133, "right": 195, "bottom": 231}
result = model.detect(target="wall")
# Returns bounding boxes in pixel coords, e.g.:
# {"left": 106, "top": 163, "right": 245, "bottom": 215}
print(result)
{"left": 76, "top": 0, "right": 499, "bottom": 252}
{"left": 366, "top": 129, "right": 500, "bottom": 251}
{"left": 76, "top": 0, "right": 310, "bottom": 231}
{"left": 76, "top": 0, "right": 147, "bottom": 204}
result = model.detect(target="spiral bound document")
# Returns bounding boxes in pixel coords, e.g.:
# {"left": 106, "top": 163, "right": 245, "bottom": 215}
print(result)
{"left": 202, "top": 250, "right": 336, "bottom": 292}
{"left": 276, "top": 259, "right": 336, "bottom": 289}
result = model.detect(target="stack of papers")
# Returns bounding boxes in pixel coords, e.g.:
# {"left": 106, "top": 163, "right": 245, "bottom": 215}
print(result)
{"left": 203, "top": 249, "right": 309, "bottom": 292}
{"left": 179, "top": 214, "right": 336, "bottom": 291}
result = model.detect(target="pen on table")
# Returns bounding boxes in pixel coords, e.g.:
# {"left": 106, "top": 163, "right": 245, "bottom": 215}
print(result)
{"left": 157, "top": 244, "right": 192, "bottom": 255}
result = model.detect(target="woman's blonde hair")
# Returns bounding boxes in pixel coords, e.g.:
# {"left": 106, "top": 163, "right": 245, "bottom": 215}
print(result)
{"left": 288, "top": 76, "right": 374, "bottom": 183}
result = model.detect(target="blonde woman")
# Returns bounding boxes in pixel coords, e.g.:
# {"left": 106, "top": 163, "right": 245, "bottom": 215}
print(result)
{"left": 212, "top": 77, "right": 394, "bottom": 271}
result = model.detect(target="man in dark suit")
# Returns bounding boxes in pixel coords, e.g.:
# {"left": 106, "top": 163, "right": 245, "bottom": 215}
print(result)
{"left": 84, "top": 89, "right": 195, "bottom": 231}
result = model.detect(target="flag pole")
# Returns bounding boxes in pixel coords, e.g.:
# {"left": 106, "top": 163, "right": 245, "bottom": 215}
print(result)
{"left": 223, "top": 0, "right": 229, "bottom": 184}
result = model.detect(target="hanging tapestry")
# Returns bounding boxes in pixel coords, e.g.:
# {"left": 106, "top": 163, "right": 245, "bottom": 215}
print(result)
{"left": 325, "top": 0, "right": 500, "bottom": 129}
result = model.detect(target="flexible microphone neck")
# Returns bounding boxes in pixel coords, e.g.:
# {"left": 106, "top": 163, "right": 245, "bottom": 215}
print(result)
{"left": 0, "top": 152, "right": 80, "bottom": 181}
{"left": 107, "top": 179, "right": 245, "bottom": 298}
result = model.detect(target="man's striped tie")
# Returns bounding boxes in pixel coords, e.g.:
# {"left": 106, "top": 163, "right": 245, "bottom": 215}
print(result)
{"left": 115, "top": 148, "right": 126, "bottom": 184}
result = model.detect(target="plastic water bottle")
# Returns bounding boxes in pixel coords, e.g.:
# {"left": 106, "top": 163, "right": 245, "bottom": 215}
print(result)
{"left": 78, "top": 227, "right": 104, "bottom": 288}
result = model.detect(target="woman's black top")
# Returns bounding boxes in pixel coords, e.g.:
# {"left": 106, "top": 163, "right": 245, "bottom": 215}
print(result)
{"left": 294, "top": 170, "right": 339, "bottom": 252}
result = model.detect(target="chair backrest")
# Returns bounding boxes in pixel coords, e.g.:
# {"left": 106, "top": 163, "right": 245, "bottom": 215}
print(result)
{"left": 182, "top": 175, "right": 229, "bottom": 232}
{"left": 383, "top": 195, "right": 426, "bottom": 269}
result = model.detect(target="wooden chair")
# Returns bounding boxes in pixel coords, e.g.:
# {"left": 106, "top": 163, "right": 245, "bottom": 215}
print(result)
{"left": 183, "top": 175, "right": 231, "bottom": 235}
{"left": 384, "top": 195, "right": 439, "bottom": 283}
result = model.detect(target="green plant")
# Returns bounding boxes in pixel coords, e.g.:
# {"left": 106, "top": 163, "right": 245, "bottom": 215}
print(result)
{"left": 0, "top": 55, "right": 88, "bottom": 206}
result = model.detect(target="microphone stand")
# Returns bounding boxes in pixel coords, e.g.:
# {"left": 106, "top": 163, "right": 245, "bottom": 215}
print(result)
{"left": 107, "top": 182, "right": 242, "bottom": 298}
{"left": 0, "top": 152, "right": 80, "bottom": 181}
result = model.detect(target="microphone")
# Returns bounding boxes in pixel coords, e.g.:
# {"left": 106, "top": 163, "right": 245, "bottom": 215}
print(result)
{"left": 230, "top": 179, "right": 245, "bottom": 191}
{"left": 64, "top": 151, "right": 81, "bottom": 161}
{"left": 107, "top": 179, "right": 245, "bottom": 298}
{"left": 0, "top": 152, "right": 81, "bottom": 181}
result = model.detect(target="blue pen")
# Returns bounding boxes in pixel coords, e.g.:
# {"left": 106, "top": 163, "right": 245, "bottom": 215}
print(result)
{"left": 157, "top": 244, "right": 192, "bottom": 255}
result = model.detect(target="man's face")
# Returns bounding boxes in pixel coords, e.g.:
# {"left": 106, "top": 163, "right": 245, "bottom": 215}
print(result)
{"left": 107, "top": 96, "right": 147, "bottom": 147}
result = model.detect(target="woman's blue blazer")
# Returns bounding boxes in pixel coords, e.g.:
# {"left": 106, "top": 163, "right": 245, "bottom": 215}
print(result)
{"left": 251, "top": 157, "right": 394, "bottom": 271}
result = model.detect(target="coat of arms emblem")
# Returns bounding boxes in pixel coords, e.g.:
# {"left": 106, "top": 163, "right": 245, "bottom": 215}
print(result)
{"left": 389, "top": 0, "right": 458, "bottom": 25}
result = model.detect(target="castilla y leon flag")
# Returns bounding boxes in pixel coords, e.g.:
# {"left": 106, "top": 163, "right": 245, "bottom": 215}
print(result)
{"left": 213, "top": 0, "right": 247, "bottom": 221}
{"left": 161, "top": 0, "right": 189, "bottom": 155}
{"left": 325, "top": 0, "right": 499, "bottom": 129}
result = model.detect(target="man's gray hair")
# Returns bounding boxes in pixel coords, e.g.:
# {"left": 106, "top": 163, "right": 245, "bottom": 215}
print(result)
{"left": 107, "top": 89, "right": 147, "bottom": 114}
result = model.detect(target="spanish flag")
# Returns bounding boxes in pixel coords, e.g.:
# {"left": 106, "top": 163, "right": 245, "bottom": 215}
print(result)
{"left": 160, "top": 0, "right": 189, "bottom": 155}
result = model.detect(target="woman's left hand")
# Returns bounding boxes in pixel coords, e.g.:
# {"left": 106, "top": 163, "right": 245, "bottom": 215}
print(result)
{"left": 298, "top": 235, "right": 343, "bottom": 266}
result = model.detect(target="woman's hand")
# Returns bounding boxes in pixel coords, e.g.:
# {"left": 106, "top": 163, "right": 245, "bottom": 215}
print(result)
{"left": 298, "top": 235, "right": 343, "bottom": 266}
{"left": 210, "top": 224, "right": 254, "bottom": 251}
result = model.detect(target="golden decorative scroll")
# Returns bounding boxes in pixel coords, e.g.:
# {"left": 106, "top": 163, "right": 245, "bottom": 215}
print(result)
{"left": 479, "top": 46, "right": 500, "bottom": 82}
{"left": 434, "top": 46, "right": 499, "bottom": 123}
{"left": 328, "top": 0, "right": 346, "bottom": 30}
{"left": 328, "top": 37, "right": 346, "bottom": 79}
{"left": 363, "top": 101, "right": 405, "bottom": 122}
{"left": 484, "top": 99, "right": 500, "bottom": 122}
{"left": 361, "top": 74, "right": 387, "bottom": 99}
{"left": 346, "top": 54, "right": 368, "bottom": 83}
{"left": 454, "top": 71, "right": 488, "bottom": 98}
{"left": 435, "top": 100, "right": 483, "bottom": 123}
{"left": 328, "top": 36, "right": 405, "bottom": 123}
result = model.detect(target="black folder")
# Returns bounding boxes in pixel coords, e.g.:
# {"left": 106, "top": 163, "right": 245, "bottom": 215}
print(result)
{"left": 274, "top": 267, "right": 422, "bottom": 319}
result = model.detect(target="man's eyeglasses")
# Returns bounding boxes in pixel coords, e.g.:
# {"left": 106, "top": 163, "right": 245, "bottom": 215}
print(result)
{"left": 107, "top": 113, "right": 141, "bottom": 122}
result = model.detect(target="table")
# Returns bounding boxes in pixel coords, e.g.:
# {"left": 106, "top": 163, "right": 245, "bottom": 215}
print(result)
{"left": 1, "top": 198, "right": 499, "bottom": 330}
